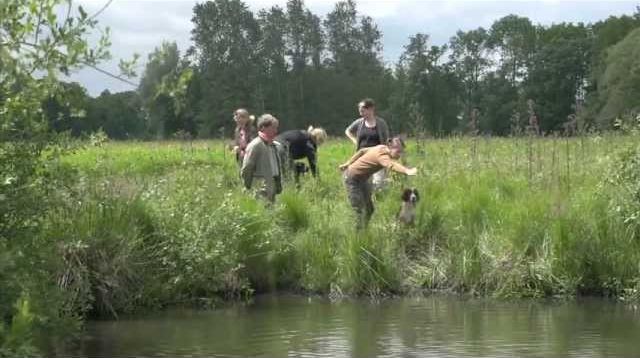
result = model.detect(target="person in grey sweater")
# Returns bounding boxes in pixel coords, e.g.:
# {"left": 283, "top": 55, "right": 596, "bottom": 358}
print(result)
{"left": 241, "top": 114, "right": 282, "bottom": 204}
{"left": 345, "top": 98, "right": 391, "bottom": 189}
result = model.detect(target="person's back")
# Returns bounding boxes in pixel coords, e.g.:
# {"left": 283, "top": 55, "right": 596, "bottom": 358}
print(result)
{"left": 345, "top": 145, "right": 409, "bottom": 180}
{"left": 276, "top": 129, "right": 318, "bottom": 178}
{"left": 276, "top": 130, "right": 315, "bottom": 160}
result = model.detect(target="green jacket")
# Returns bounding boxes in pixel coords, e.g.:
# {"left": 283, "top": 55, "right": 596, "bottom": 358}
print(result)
{"left": 241, "top": 136, "right": 282, "bottom": 190}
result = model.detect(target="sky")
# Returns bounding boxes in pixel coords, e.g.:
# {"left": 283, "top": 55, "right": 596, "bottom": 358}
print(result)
{"left": 68, "top": 0, "right": 639, "bottom": 96}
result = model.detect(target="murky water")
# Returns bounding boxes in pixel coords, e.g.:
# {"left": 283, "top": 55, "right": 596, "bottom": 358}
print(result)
{"left": 57, "top": 295, "right": 640, "bottom": 358}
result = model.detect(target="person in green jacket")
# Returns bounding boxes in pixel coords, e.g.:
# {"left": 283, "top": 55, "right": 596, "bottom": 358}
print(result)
{"left": 241, "top": 114, "right": 283, "bottom": 204}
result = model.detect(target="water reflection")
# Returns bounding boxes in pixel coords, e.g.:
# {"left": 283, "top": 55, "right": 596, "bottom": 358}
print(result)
{"left": 57, "top": 295, "right": 640, "bottom": 358}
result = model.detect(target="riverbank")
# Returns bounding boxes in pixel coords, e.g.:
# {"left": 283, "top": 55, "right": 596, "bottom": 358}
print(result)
{"left": 46, "top": 136, "right": 640, "bottom": 312}
{"left": 7, "top": 134, "right": 640, "bottom": 355}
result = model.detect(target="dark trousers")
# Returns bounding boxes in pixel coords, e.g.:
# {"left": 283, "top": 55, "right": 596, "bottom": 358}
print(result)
{"left": 344, "top": 175, "right": 374, "bottom": 228}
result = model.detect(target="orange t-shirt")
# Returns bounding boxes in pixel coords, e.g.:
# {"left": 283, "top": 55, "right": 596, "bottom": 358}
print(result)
{"left": 346, "top": 145, "right": 409, "bottom": 180}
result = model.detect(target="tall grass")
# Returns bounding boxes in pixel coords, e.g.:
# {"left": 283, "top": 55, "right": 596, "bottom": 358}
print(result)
{"left": 43, "top": 134, "right": 640, "bottom": 321}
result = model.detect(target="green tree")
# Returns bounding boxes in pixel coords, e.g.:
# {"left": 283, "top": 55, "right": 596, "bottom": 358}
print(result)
{"left": 324, "top": 0, "right": 359, "bottom": 69}
{"left": 191, "top": 0, "right": 261, "bottom": 137}
{"left": 322, "top": 0, "right": 387, "bottom": 132}
{"left": 480, "top": 15, "right": 536, "bottom": 134}
{"left": 284, "top": 0, "right": 320, "bottom": 127}
{"left": 0, "top": 0, "right": 117, "bottom": 353}
{"left": 590, "top": 27, "right": 640, "bottom": 125}
{"left": 87, "top": 90, "right": 146, "bottom": 139}
{"left": 590, "top": 13, "right": 640, "bottom": 74}
{"left": 488, "top": 15, "right": 537, "bottom": 85}
{"left": 305, "top": 11, "right": 324, "bottom": 70}
{"left": 396, "top": 33, "right": 458, "bottom": 134}
{"left": 584, "top": 13, "right": 640, "bottom": 127}
{"left": 449, "top": 28, "right": 491, "bottom": 124}
{"left": 42, "top": 82, "right": 91, "bottom": 136}
{"left": 258, "top": 5, "right": 288, "bottom": 118}
{"left": 477, "top": 73, "right": 520, "bottom": 135}
{"left": 525, "top": 23, "right": 591, "bottom": 132}
{"left": 139, "top": 41, "right": 194, "bottom": 138}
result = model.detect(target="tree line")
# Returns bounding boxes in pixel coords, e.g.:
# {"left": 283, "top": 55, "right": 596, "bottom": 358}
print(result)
{"left": 46, "top": 0, "right": 640, "bottom": 139}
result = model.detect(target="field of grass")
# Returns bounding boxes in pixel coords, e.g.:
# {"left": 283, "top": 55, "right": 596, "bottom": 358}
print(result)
{"left": 48, "top": 134, "right": 640, "bottom": 318}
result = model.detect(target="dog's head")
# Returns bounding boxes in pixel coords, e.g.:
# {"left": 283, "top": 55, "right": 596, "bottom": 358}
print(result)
{"left": 401, "top": 188, "right": 420, "bottom": 204}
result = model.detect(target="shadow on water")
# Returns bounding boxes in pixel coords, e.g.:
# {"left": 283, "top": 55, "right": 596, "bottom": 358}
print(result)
{"left": 55, "top": 294, "right": 640, "bottom": 358}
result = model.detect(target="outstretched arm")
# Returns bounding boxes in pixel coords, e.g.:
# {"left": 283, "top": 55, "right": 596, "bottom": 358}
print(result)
{"left": 379, "top": 154, "right": 417, "bottom": 176}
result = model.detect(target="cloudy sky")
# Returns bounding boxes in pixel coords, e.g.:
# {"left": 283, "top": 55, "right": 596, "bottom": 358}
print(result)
{"left": 69, "top": 0, "right": 638, "bottom": 96}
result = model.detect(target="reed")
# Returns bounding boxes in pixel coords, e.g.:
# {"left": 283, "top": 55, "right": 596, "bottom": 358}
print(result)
{"left": 36, "top": 134, "right": 640, "bottom": 320}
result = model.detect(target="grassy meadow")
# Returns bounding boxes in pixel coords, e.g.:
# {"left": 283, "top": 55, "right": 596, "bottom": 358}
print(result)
{"left": 49, "top": 134, "right": 640, "bottom": 318}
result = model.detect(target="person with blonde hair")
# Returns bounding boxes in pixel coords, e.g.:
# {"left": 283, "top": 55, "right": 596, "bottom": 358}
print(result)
{"left": 241, "top": 114, "right": 282, "bottom": 203}
{"left": 232, "top": 108, "right": 255, "bottom": 164}
{"left": 275, "top": 125, "right": 327, "bottom": 181}
{"left": 308, "top": 126, "right": 328, "bottom": 145}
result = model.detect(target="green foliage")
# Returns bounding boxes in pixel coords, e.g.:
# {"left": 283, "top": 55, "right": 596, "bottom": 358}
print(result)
{"left": 4, "top": 0, "right": 640, "bottom": 353}
{"left": 525, "top": 23, "right": 592, "bottom": 132}
{"left": 86, "top": 90, "right": 146, "bottom": 139}
{"left": 278, "top": 190, "right": 311, "bottom": 231}
{"left": 0, "top": 0, "right": 134, "bottom": 354}
{"left": 0, "top": 298, "right": 38, "bottom": 358}
{"left": 191, "top": 0, "right": 262, "bottom": 137}
{"left": 604, "top": 134, "right": 640, "bottom": 236}
{"left": 591, "top": 28, "right": 640, "bottom": 125}
{"left": 139, "top": 41, "right": 195, "bottom": 138}
{"left": 49, "top": 137, "right": 640, "bottom": 304}
{"left": 45, "top": 193, "right": 158, "bottom": 317}
{"left": 396, "top": 34, "right": 459, "bottom": 134}
{"left": 32, "top": 2, "right": 640, "bottom": 138}
{"left": 42, "top": 82, "right": 90, "bottom": 135}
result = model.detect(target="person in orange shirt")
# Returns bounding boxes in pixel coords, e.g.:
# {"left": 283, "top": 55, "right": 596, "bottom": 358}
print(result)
{"left": 339, "top": 137, "right": 418, "bottom": 228}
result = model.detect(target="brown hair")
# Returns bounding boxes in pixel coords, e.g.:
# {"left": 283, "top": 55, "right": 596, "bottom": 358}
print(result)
{"left": 358, "top": 98, "right": 376, "bottom": 109}
{"left": 388, "top": 136, "right": 405, "bottom": 149}
{"left": 235, "top": 108, "right": 249, "bottom": 118}
{"left": 257, "top": 114, "right": 279, "bottom": 130}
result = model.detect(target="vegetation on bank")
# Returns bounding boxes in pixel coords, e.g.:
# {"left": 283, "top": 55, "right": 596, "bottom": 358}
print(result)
{"left": 3, "top": 0, "right": 640, "bottom": 356}
{"left": 43, "top": 135, "right": 640, "bottom": 315}
{"left": 3, "top": 132, "right": 640, "bottom": 355}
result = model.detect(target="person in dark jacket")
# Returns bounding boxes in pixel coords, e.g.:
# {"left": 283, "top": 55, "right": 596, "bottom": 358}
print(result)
{"left": 275, "top": 126, "right": 327, "bottom": 182}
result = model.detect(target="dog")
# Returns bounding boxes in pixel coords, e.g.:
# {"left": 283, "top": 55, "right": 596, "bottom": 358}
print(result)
{"left": 397, "top": 188, "right": 420, "bottom": 225}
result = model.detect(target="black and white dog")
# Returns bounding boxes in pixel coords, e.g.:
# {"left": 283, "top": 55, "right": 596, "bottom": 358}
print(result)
{"left": 397, "top": 188, "right": 420, "bottom": 225}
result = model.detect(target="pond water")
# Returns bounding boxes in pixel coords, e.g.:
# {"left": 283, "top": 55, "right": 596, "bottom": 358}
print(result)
{"left": 57, "top": 294, "right": 640, "bottom": 358}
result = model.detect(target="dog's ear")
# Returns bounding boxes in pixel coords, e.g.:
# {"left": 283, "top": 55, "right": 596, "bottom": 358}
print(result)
{"left": 401, "top": 188, "right": 411, "bottom": 201}
{"left": 413, "top": 188, "right": 420, "bottom": 201}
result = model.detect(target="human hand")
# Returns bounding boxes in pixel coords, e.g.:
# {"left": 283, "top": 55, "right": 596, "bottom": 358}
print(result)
{"left": 232, "top": 145, "right": 240, "bottom": 153}
{"left": 406, "top": 167, "right": 418, "bottom": 176}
